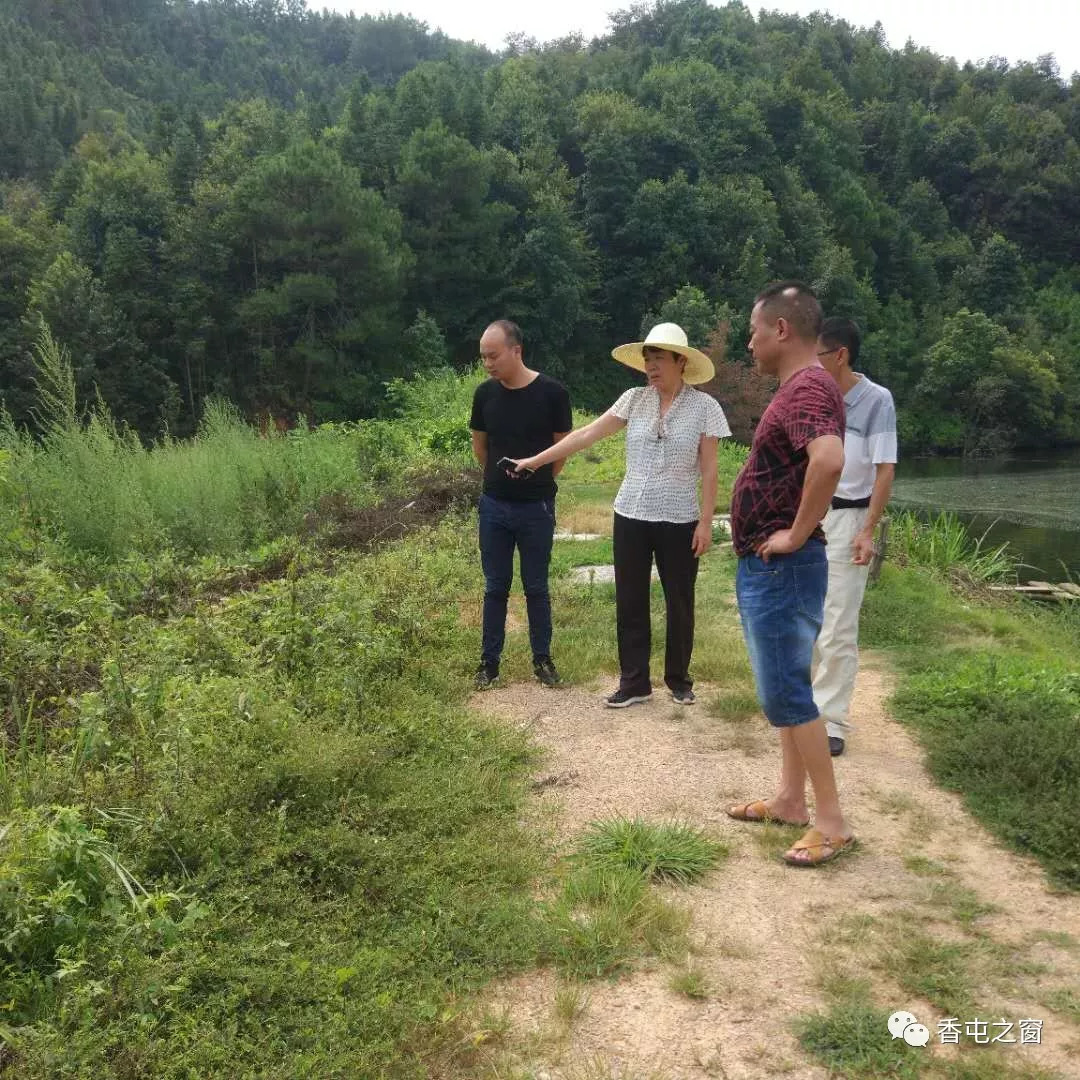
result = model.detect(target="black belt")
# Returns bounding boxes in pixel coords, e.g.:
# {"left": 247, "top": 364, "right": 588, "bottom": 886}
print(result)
{"left": 831, "top": 496, "right": 871, "bottom": 509}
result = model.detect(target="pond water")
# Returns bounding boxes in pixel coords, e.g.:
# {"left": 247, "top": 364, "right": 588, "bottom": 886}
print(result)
{"left": 890, "top": 447, "right": 1080, "bottom": 582}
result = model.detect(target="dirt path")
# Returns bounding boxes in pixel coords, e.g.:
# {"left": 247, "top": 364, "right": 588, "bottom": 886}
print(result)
{"left": 469, "top": 655, "right": 1080, "bottom": 1079}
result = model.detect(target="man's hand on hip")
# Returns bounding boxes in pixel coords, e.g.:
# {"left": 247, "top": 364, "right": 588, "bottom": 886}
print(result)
{"left": 755, "top": 529, "right": 800, "bottom": 562}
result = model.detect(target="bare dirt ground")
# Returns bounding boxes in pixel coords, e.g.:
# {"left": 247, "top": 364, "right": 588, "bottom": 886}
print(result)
{"left": 468, "top": 655, "right": 1080, "bottom": 1079}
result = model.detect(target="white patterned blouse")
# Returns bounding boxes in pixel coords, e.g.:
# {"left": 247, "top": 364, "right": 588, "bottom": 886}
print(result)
{"left": 609, "top": 384, "right": 731, "bottom": 524}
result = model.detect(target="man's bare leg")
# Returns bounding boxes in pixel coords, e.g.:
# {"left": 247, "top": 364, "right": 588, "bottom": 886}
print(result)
{"left": 753, "top": 727, "right": 809, "bottom": 823}
{"left": 784, "top": 716, "right": 851, "bottom": 862}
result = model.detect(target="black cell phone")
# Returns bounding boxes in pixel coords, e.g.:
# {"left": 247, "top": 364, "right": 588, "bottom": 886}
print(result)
{"left": 496, "top": 456, "right": 534, "bottom": 476}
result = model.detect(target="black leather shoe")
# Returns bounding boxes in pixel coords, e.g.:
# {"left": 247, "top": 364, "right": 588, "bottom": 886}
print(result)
{"left": 828, "top": 736, "right": 845, "bottom": 757}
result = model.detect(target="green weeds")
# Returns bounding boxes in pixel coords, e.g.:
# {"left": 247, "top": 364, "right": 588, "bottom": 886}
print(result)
{"left": 574, "top": 817, "right": 726, "bottom": 885}
{"left": 890, "top": 510, "right": 1018, "bottom": 583}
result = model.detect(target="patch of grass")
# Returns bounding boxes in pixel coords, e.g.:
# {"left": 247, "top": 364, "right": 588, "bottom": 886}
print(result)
{"left": 706, "top": 686, "right": 761, "bottom": 722}
{"left": 860, "top": 563, "right": 956, "bottom": 649}
{"left": 925, "top": 1054, "right": 1062, "bottom": 1080}
{"left": 796, "top": 1001, "right": 921, "bottom": 1079}
{"left": 1030, "top": 929, "right": 1078, "bottom": 951}
{"left": 575, "top": 817, "right": 727, "bottom": 885}
{"left": 892, "top": 652, "right": 1080, "bottom": 889}
{"left": 547, "top": 864, "right": 648, "bottom": 979}
{"left": 903, "top": 855, "right": 950, "bottom": 877}
{"left": 750, "top": 820, "right": 812, "bottom": 861}
{"left": 880, "top": 928, "right": 977, "bottom": 1015}
{"left": 817, "top": 968, "right": 876, "bottom": 1006}
{"left": 1041, "top": 985, "right": 1080, "bottom": 1024}
{"left": 4, "top": 332, "right": 467, "bottom": 561}
{"left": 860, "top": 545, "right": 1080, "bottom": 892}
{"left": 552, "top": 981, "right": 590, "bottom": 1030}
{"left": 0, "top": 519, "right": 550, "bottom": 1077}
{"left": 920, "top": 879, "right": 997, "bottom": 926}
{"left": 550, "top": 537, "right": 615, "bottom": 571}
{"left": 669, "top": 964, "right": 711, "bottom": 999}
{"left": 639, "top": 895, "right": 693, "bottom": 962}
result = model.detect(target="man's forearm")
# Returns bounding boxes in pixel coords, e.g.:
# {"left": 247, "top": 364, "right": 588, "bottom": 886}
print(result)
{"left": 860, "top": 464, "right": 895, "bottom": 537}
{"left": 790, "top": 459, "right": 842, "bottom": 545}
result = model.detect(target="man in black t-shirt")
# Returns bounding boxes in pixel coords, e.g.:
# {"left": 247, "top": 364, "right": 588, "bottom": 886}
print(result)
{"left": 469, "top": 320, "right": 572, "bottom": 689}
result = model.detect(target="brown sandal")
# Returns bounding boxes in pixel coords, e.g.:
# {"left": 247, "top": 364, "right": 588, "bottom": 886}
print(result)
{"left": 782, "top": 828, "right": 857, "bottom": 867}
{"left": 726, "top": 800, "right": 810, "bottom": 827}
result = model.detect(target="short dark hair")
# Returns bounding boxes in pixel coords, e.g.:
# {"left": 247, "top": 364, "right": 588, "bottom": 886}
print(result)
{"left": 487, "top": 319, "right": 523, "bottom": 348}
{"left": 753, "top": 280, "right": 823, "bottom": 342}
{"left": 819, "top": 317, "right": 861, "bottom": 366}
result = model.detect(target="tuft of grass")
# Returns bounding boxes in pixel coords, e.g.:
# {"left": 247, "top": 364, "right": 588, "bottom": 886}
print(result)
{"left": 547, "top": 864, "right": 648, "bottom": 979}
{"left": 575, "top": 817, "right": 726, "bottom": 885}
{"left": 638, "top": 895, "right": 693, "bottom": 962}
{"left": 552, "top": 981, "right": 590, "bottom": 1030}
{"left": 921, "top": 879, "right": 997, "bottom": 926}
{"left": 796, "top": 1002, "right": 921, "bottom": 1079}
{"left": 1041, "top": 985, "right": 1080, "bottom": 1024}
{"left": 903, "top": 854, "right": 950, "bottom": 877}
{"left": 706, "top": 687, "right": 761, "bottom": 722}
{"left": 669, "top": 965, "right": 711, "bottom": 1000}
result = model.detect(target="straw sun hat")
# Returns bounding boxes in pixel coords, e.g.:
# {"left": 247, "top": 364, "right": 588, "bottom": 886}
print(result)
{"left": 611, "top": 323, "right": 715, "bottom": 384}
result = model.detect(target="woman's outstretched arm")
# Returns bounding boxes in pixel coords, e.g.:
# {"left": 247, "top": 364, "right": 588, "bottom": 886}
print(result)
{"left": 511, "top": 410, "right": 627, "bottom": 473}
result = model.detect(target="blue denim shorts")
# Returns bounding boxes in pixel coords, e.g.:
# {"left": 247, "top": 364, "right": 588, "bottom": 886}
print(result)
{"left": 736, "top": 540, "right": 828, "bottom": 728}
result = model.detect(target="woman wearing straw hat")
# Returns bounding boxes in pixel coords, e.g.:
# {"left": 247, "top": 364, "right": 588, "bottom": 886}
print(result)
{"left": 506, "top": 323, "right": 731, "bottom": 706}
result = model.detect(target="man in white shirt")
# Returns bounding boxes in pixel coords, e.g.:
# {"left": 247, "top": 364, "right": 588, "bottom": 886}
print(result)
{"left": 813, "top": 318, "right": 898, "bottom": 756}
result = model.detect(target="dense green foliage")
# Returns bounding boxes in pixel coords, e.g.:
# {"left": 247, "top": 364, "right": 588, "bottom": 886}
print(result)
{"left": 0, "top": 360, "right": 545, "bottom": 1076}
{"left": 0, "top": 0, "right": 1078, "bottom": 452}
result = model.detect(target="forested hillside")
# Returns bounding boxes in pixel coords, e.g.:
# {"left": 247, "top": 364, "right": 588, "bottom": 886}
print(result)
{"left": 2, "top": 0, "right": 1079, "bottom": 452}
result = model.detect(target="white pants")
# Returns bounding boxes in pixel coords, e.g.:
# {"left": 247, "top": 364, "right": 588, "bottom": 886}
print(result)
{"left": 812, "top": 507, "right": 870, "bottom": 740}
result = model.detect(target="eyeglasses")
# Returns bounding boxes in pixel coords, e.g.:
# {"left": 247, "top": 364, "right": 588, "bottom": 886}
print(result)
{"left": 816, "top": 348, "right": 840, "bottom": 357}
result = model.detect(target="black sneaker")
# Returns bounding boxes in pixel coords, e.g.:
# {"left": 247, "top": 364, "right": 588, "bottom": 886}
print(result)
{"left": 533, "top": 657, "right": 562, "bottom": 687}
{"left": 670, "top": 688, "right": 696, "bottom": 705}
{"left": 605, "top": 687, "right": 652, "bottom": 708}
{"left": 474, "top": 664, "right": 499, "bottom": 690}
{"left": 828, "top": 736, "right": 845, "bottom": 757}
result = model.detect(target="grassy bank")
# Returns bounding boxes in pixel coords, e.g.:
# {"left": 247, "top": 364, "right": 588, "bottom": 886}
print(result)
{"left": 861, "top": 563, "right": 1080, "bottom": 890}
{"left": 1, "top": 356, "right": 547, "bottom": 1077}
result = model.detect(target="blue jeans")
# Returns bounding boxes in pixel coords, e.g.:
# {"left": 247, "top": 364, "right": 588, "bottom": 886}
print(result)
{"left": 736, "top": 540, "right": 828, "bottom": 728}
{"left": 478, "top": 494, "right": 555, "bottom": 667}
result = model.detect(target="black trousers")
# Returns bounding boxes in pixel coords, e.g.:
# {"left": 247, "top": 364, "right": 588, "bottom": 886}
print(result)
{"left": 613, "top": 513, "right": 698, "bottom": 695}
